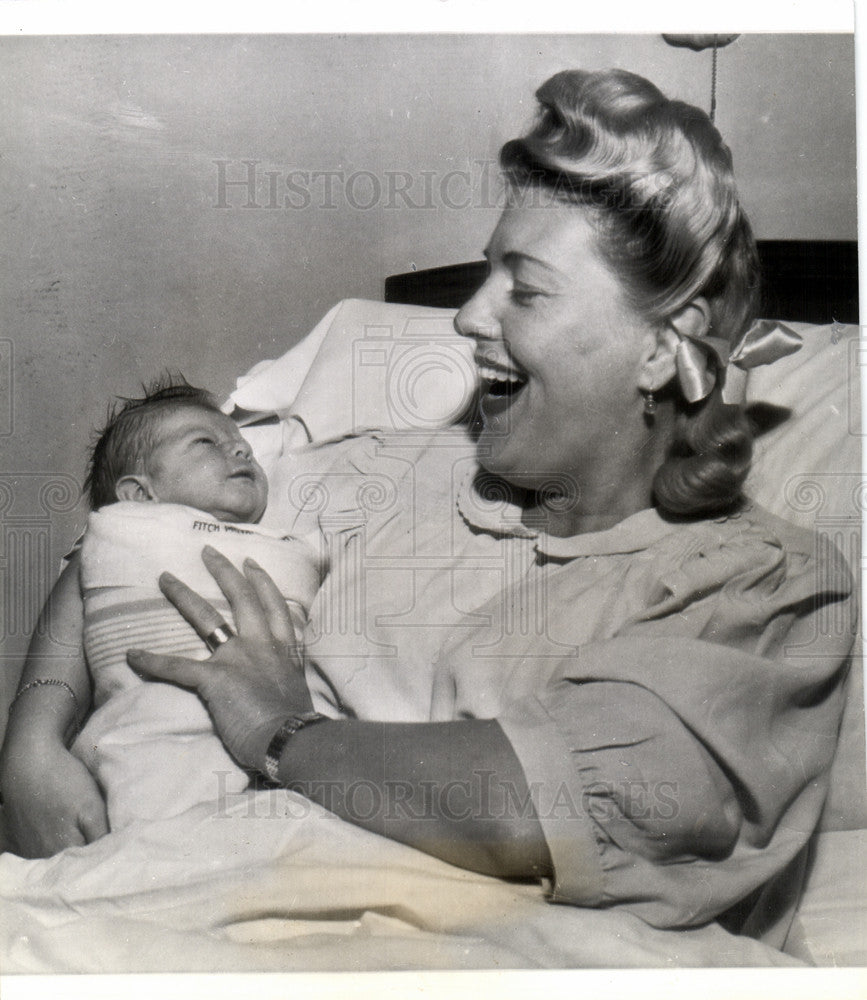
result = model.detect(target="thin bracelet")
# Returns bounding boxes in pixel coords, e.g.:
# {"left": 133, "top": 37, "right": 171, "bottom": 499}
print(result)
{"left": 10, "top": 678, "right": 79, "bottom": 714}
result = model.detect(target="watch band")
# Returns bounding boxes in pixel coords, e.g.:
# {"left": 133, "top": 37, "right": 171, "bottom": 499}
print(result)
{"left": 262, "top": 712, "right": 328, "bottom": 783}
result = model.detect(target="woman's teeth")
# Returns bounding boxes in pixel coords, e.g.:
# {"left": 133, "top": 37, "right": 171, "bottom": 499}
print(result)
{"left": 477, "top": 364, "right": 525, "bottom": 392}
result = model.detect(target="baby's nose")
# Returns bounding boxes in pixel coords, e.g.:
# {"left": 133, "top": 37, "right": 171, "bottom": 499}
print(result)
{"left": 231, "top": 438, "right": 252, "bottom": 460}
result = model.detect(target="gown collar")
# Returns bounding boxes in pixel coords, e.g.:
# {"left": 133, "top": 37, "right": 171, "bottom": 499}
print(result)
{"left": 455, "top": 466, "right": 680, "bottom": 558}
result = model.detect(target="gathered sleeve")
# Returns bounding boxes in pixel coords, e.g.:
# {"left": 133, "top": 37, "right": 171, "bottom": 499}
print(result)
{"left": 492, "top": 515, "right": 856, "bottom": 928}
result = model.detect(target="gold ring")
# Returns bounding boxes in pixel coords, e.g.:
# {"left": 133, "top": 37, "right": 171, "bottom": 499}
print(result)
{"left": 205, "top": 623, "right": 235, "bottom": 652}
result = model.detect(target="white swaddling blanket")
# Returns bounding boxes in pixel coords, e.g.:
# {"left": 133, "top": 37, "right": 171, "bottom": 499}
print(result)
{"left": 73, "top": 501, "right": 323, "bottom": 830}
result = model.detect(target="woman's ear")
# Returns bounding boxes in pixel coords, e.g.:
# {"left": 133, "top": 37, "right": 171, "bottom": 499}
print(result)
{"left": 115, "top": 475, "right": 157, "bottom": 504}
{"left": 667, "top": 296, "right": 711, "bottom": 342}
{"left": 638, "top": 298, "right": 712, "bottom": 392}
{"left": 638, "top": 326, "right": 679, "bottom": 392}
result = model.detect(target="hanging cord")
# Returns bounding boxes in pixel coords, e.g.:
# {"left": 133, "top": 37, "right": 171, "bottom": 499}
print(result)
{"left": 710, "top": 37, "right": 719, "bottom": 122}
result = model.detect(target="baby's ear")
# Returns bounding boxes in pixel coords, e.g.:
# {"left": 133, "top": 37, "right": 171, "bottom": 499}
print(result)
{"left": 115, "top": 475, "right": 157, "bottom": 504}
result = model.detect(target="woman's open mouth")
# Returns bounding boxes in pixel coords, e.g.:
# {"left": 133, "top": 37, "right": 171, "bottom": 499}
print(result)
{"left": 477, "top": 362, "right": 527, "bottom": 419}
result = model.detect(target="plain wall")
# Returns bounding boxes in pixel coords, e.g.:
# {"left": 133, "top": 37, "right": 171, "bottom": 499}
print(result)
{"left": 0, "top": 32, "right": 857, "bottom": 703}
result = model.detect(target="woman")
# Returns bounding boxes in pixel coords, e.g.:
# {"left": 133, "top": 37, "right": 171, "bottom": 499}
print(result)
{"left": 2, "top": 69, "right": 854, "bottom": 934}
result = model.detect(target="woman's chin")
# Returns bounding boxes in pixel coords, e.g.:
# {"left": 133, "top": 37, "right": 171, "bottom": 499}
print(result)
{"left": 476, "top": 404, "right": 519, "bottom": 468}
{"left": 475, "top": 427, "right": 514, "bottom": 476}
{"left": 475, "top": 433, "right": 536, "bottom": 489}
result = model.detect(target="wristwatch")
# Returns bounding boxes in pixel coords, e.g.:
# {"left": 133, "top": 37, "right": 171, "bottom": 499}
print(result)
{"left": 262, "top": 712, "right": 328, "bottom": 783}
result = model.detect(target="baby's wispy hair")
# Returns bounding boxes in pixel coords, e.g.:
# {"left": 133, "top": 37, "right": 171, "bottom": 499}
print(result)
{"left": 84, "top": 373, "right": 220, "bottom": 510}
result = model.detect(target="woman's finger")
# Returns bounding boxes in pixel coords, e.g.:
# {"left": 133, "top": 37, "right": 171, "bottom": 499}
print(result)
{"left": 158, "top": 570, "right": 231, "bottom": 644}
{"left": 200, "top": 546, "right": 271, "bottom": 637}
{"left": 243, "top": 558, "right": 299, "bottom": 646}
{"left": 127, "top": 648, "right": 209, "bottom": 690}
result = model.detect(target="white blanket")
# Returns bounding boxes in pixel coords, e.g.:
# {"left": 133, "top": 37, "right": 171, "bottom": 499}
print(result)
{"left": 74, "top": 502, "right": 323, "bottom": 830}
{"left": 0, "top": 790, "right": 799, "bottom": 972}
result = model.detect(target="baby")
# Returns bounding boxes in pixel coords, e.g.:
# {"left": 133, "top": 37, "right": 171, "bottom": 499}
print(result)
{"left": 18, "top": 379, "right": 323, "bottom": 831}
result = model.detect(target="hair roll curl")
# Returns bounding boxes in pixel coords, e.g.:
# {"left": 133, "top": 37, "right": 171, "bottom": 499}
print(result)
{"left": 652, "top": 387, "right": 753, "bottom": 516}
{"left": 499, "top": 69, "right": 760, "bottom": 517}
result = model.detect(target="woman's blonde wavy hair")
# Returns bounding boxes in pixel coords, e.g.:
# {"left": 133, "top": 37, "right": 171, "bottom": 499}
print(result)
{"left": 500, "top": 69, "right": 760, "bottom": 516}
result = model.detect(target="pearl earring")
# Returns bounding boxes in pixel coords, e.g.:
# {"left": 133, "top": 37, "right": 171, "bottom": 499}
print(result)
{"left": 643, "top": 390, "right": 657, "bottom": 416}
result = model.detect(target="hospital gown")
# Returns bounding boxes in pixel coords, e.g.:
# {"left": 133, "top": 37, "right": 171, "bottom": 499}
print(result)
{"left": 262, "top": 427, "right": 856, "bottom": 928}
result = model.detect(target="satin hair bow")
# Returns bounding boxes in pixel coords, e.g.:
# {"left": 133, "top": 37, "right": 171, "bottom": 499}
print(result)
{"left": 675, "top": 319, "right": 803, "bottom": 405}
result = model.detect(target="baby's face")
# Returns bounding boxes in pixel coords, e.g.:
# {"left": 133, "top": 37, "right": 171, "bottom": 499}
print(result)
{"left": 146, "top": 407, "right": 268, "bottom": 523}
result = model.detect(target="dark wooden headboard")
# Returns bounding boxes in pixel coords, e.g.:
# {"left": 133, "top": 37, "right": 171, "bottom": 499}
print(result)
{"left": 385, "top": 240, "right": 859, "bottom": 325}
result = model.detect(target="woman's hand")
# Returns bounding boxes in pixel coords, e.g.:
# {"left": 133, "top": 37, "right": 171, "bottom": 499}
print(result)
{"left": 1, "top": 741, "right": 109, "bottom": 858}
{"left": 129, "top": 546, "right": 551, "bottom": 880}
{"left": 127, "top": 546, "right": 312, "bottom": 773}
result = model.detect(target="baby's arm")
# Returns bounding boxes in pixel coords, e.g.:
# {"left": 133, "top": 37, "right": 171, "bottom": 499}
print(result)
{"left": 0, "top": 552, "right": 109, "bottom": 857}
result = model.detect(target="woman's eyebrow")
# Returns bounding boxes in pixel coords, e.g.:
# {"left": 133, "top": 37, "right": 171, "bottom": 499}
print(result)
{"left": 482, "top": 247, "right": 558, "bottom": 273}
{"left": 504, "top": 251, "right": 557, "bottom": 271}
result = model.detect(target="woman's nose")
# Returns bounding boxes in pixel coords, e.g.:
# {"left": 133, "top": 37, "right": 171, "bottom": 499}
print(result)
{"left": 454, "top": 285, "right": 501, "bottom": 342}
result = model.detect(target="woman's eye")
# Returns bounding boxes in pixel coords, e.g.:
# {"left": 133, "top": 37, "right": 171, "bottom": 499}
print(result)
{"left": 194, "top": 437, "right": 216, "bottom": 446}
{"left": 511, "top": 287, "right": 542, "bottom": 306}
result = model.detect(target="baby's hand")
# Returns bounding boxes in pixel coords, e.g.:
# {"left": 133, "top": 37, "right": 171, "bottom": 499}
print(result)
{"left": 1, "top": 741, "right": 108, "bottom": 858}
